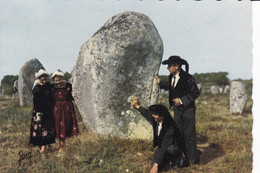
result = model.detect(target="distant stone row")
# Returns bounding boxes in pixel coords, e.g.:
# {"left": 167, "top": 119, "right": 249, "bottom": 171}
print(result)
{"left": 160, "top": 81, "right": 248, "bottom": 115}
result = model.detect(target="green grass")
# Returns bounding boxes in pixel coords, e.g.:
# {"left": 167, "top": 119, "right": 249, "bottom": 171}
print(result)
{"left": 0, "top": 93, "right": 253, "bottom": 173}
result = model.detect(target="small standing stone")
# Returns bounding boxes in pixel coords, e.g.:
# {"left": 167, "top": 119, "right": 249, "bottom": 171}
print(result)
{"left": 18, "top": 59, "right": 45, "bottom": 106}
{"left": 224, "top": 85, "right": 230, "bottom": 94}
{"left": 210, "top": 85, "right": 219, "bottom": 95}
{"left": 230, "top": 81, "right": 247, "bottom": 114}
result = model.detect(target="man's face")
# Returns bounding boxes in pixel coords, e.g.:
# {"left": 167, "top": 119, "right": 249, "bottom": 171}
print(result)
{"left": 152, "top": 114, "right": 163, "bottom": 122}
{"left": 167, "top": 64, "right": 179, "bottom": 75}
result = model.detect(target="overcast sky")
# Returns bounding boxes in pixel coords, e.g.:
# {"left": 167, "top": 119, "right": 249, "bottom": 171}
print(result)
{"left": 0, "top": 0, "right": 253, "bottom": 81}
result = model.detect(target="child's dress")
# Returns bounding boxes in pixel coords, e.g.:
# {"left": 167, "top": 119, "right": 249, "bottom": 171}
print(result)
{"left": 29, "top": 82, "right": 55, "bottom": 146}
{"left": 51, "top": 82, "right": 79, "bottom": 139}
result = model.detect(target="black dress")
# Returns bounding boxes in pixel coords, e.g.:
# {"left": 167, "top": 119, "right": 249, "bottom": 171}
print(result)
{"left": 29, "top": 82, "right": 55, "bottom": 146}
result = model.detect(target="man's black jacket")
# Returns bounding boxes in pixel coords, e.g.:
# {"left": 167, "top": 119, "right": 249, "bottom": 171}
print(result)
{"left": 138, "top": 106, "right": 185, "bottom": 165}
{"left": 159, "top": 69, "right": 200, "bottom": 111}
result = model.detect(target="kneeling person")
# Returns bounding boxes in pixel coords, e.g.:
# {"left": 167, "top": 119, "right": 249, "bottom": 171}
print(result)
{"left": 131, "top": 96, "right": 186, "bottom": 172}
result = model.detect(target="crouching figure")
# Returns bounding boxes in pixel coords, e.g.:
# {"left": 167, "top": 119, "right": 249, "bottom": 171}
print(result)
{"left": 131, "top": 96, "right": 187, "bottom": 173}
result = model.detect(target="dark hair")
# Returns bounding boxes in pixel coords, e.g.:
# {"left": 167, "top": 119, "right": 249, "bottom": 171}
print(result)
{"left": 148, "top": 104, "right": 173, "bottom": 122}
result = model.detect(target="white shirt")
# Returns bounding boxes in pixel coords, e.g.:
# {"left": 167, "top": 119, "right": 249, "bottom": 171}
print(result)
{"left": 171, "top": 72, "right": 183, "bottom": 105}
{"left": 158, "top": 122, "right": 163, "bottom": 136}
{"left": 171, "top": 72, "right": 180, "bottom": 88}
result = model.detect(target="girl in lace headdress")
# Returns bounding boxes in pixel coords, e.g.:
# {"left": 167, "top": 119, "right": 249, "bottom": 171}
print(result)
{"left": 50, "top": 71, "right": 79, "bottom": 153}
{"left": 29, "top": 69, "right": 55, "bottom": 153}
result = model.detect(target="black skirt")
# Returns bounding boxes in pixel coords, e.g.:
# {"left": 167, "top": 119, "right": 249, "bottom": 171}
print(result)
{"left": 29, "top": 111, "right": 55, "bottom": 146}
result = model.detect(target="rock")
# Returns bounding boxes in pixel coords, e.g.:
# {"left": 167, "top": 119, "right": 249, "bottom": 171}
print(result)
{"left": 13, "top": 80, "right": 18, "bottom": 88}
{"left": 18, "top": 59, "right": 45, "bottom": 106}
{"left": 12, "top": 80, "right": 19, "bottom": 97}
{"left": 210, "top": 85, "right": 219, "bottom": 95}
{"left": 159, "top": 89, "right": 169, "bottom": 97}
{"left": 72, "top": 11, "right": 163, "bottom": 139}
{"left": 224, "top": 85, "right": 230, "bottom": 93}
{"left": 68, "top": 77, "right": 72, "bottom": 84}
{"left": 230, "top": 81, "right": 247, "bottom": 114}
{"left": 197, "top": 83, "right": 203, "bottom": 94}
{"left": 0, "top": 80, "right": 1, "bottom": 88}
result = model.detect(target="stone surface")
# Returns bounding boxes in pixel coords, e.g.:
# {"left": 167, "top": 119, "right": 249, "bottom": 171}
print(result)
{"left": 197, "top": 83, "right": 203, "bottom": 94}
{"left": 224, "top": 85, "right": 230, "bottom": 93}
{"left": 18, "top": 59, "right": 45, "bottom": 106}
{"left": 159, "top": 89, "right": 169, "bottom": 97}
{"left": 219, "top": 87, "right": 223, "bottom": 93}
{"left": 0, "top": 81, "right": 2, "bottom": 95}
{"left": 13, "top": 80, "right": 19, "bottom": 97}
{"left": 210, "top": 85, "right": 219, "bottom": 95}
{"left": 13, "top": 80, "right": 18, "bottom": 88}
{"left": 72, "top": 11, "right": 163, "bottom": 139}
{"left": 230, "top": 81, "right": 247, "bottom": 114}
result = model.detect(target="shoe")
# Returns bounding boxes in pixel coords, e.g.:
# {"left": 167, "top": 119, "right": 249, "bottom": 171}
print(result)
{"left": 181, "top": 159, "right": 190, "bottom": 167}
{"left": 192, "top": 150, "right": 202, "bottom": 165}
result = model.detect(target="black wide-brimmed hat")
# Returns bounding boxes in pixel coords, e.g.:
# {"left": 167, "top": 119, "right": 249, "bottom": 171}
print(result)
{"left": 148, "top": 104, "right": 172, "bottom": 119}
{"left": 162, "top": 55, "right": 189, "bottom": 72}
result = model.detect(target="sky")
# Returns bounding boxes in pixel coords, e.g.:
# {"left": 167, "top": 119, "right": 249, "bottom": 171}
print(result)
{"left": 0, "top": 0, "right": 253, "bottom": 81}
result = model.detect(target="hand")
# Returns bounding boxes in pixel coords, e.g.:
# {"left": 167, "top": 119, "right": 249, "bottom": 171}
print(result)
{"left": 156, "top": 76, "right": 160, "bottom": 85}
{"left": 131, "top": 96, "right": 140, "bottom": 109}
{"left": 173, "top": 98, "right": 182, "bottom": 106}
{"left": 150, "top": 163, "right": 158, "bottom": 173}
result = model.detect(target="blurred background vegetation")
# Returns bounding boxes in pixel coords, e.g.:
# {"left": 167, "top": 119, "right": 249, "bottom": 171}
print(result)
{"left": 0, "top": 71, "right": 71, "bottom": 96}
{"left": 1, "top": 75, "right": 18, "bottom": 96}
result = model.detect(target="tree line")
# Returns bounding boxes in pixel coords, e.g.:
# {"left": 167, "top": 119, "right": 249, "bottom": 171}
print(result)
{"left": 1, "top": 71, "right": 252, "bottom": 96}
{"left": 0, "top": 71, "right": 71, "bottom": 96}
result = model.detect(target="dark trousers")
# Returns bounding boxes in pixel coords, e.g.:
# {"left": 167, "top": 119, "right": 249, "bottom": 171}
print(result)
{"left": 152, "top": 144, "right": 182, "bottom": 170}
{"left": 173, "top": 107, "right": 200, "bottom": 164}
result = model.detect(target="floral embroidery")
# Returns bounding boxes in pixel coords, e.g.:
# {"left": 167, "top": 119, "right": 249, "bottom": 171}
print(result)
{"left": 33, "top": 116, "right": 37, "bottom": 121}
{"left": 34, "top": 124, "right": 38, "bottom": 130}
{"left": 42, "top": 131, "right": 47, "bottom": 136}
{"left": 32, "top": 132, "right": 36, "bottom": 137}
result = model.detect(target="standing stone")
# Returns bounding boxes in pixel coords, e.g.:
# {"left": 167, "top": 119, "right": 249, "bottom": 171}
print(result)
{"left": 230, "top": 81, "right": 247, "bottom": 114}
{"left": 197, "top": 83, "right": 203, "bottom": 94}
{"left": 13, "top": 80, "right": 19, "bottom": 97}
{"left": 18, "top": 59, "right": 45, "bottom": 106}
{"left": 72, "top": 11, "right": 163, "bottom": 139}
{"left": 0, "top": 80, "right": 2, "bottom": 95}
{"left": 13, "top": 80, "right": 18, "bottom": 88}
{"left": 224, "top": 85, "right": 230, "bottom": 93}
{"left": 210, "top": 85, "right": 219, "bottom": 95}
{"left": 219, "top": 87, "right": 223, "bottom": 93}
{"left": 159, "top": 89, "right": 169, "bottom": 97}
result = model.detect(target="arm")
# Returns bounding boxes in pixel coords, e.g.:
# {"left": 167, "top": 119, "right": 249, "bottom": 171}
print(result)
{"left": 180, "top": 76, "right": 200, "bottom": 106}
{"left": 33, "top": 86, "right": 41, "bottom": 112}
{"left": 156, "top": 76, "right": 169, "bottom": 90}
{"left": 131, "top": 96, "right": 153, "bottom": 125}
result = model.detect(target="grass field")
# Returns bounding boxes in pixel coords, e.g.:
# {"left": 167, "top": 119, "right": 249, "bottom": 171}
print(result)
{"left": 0, "top": 93, "right": 253, "bottom": 173}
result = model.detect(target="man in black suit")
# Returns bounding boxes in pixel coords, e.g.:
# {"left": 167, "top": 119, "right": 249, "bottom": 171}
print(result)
{"left": 131, "top": 96, "right": 186, "bottom": 173}
{"left": 157, "top": 55, "right": 201, "bottom": 165}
